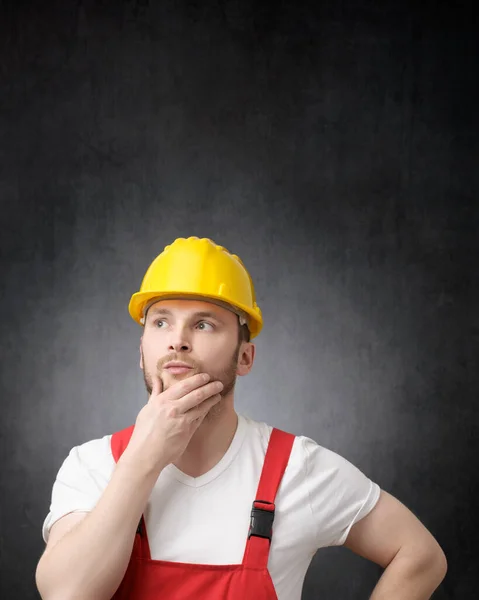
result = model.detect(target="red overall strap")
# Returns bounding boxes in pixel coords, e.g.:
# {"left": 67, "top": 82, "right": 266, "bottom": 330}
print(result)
{"left": 111, "top": 425, "right": 134, "bottom": 462}
{"left": 242, "top": 428, "right": 295, "bottom": 570}
{"left": 111, "top": 425, "right": 152, "bottom": 559}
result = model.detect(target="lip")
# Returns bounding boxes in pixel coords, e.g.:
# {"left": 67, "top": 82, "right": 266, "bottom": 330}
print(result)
{"left": 164, "top": 362, "right": 194, "bottom": 369}
{"left": 165, "top": 366, "right": 192, "bottom": 375}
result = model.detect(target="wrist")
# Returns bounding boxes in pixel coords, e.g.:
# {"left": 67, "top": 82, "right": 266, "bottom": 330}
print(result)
{"left": 116, "top": 449, "right": 167, "bottom": 481}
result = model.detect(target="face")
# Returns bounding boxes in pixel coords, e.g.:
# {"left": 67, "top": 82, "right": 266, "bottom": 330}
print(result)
{"left": 139, "top": 299, "right": 255, "bottom": 420}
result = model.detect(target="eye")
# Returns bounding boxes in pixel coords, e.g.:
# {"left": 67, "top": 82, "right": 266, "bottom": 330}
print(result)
{"left": 154, "top": 319, "right": 166, "bottom": 328}
{"left": 197, "top": 321, "right": 214, "bottom": 331}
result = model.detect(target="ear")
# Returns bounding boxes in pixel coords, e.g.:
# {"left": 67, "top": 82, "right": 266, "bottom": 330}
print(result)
{"left": 237, "top": 343, "right": 255, "bottom": 377}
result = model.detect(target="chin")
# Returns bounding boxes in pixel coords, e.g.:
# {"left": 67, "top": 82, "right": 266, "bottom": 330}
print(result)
{"left": 166, "top": 371, "right": 193, "bottom": 379}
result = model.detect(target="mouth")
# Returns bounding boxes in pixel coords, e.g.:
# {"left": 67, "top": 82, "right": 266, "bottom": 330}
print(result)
{"left": 164, "top": 366, "right": 193, "bottom": 375}
{"left": 163, "top": 360, "right": 195, "bottom": 374}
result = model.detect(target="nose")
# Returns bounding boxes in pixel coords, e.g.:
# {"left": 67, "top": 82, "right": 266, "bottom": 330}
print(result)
{"left": 167, "top": 329, "right": 192, "bottom": 353}
{"left": 169, "top": 340, "right": 191, "bottom": 353}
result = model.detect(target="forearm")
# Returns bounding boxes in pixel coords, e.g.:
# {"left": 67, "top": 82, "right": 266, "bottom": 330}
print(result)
{"left": 369, "top": 547, "right": 448, "bottom": 600}
{"left": 36, "top": 458, "right": 163, "bottom": 600}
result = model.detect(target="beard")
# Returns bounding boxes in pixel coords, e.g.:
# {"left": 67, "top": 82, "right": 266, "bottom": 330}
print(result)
{"left": 142, "top": 343, "right": 241, "bottom": 422}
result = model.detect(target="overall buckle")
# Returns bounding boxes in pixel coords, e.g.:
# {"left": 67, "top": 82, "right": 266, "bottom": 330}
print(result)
{"left": 248, "top": 500, "right": 275, "bottom": 541}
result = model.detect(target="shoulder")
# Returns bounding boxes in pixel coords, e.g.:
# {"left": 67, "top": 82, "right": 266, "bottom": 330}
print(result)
{"left": 58, "top": 432, "right": 115, "bottom": 477}
{"left": 292, "top": 432, "right": 380, "bottom": 500}
{"left": 240, "top": 415, "right": 339, "bottom": 468}
{"left": 49, "top": 431, "right": 119, "bottom": 505}
{"left": 241, "top": 415, "right": 374, "bottom": 475}
{"left": 245, "top": 419, "right": 381, "bottom": 542}
{"left": 64, "top": 421, "right": 136, "bottom": 465}
{"left": 42, "top": 432, "right": 117, "bottom": 543}
{"left": 296, "top": 435, "right": 381, "bottom": 546}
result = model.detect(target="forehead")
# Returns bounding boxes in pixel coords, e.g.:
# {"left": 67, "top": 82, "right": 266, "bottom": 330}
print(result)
{"left": 147, "top": 298, "right": 235, "bottom": 322}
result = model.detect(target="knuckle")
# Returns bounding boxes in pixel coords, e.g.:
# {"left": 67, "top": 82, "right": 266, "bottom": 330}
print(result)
{"left": 167, "top": 405, "right": 178, "bottom": 418}
{"left": 179, "top": 381, "right": 190, "bottom": 395}
{"left": 187, "top": 413, "right": 198, "bottom": 425}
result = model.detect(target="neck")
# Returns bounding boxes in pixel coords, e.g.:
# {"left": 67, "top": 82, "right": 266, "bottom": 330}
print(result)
{"left": 173, "top": 396, "right": 239, "bottom": 478}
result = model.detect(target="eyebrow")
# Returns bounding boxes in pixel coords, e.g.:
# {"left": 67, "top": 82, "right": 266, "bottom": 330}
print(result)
{"left": 147, "top": 308, "right": 226, "bottom": 324}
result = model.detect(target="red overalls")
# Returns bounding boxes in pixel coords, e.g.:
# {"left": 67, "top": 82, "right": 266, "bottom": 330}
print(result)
{"left": 110, "top": 425, "right": 295, "bottom": 600}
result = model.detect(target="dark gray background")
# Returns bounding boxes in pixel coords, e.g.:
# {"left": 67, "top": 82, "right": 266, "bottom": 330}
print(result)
{"left": 1, "top": 1, "right": 477, "bottom": 598}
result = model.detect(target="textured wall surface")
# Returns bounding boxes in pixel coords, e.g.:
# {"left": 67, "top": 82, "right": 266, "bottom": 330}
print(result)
{"left": 0, "top": 1, "right": 477, "bottom": 598}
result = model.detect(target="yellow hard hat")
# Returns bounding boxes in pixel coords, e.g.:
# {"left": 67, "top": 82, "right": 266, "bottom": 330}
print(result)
{"left": 128, "top": 237, "right": 263, "bottom": 338}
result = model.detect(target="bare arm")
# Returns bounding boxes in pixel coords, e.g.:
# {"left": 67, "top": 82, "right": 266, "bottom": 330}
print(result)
{"left": 35, "top": 457, "right": 162, "bottom": 600}
{"left": 36, "top": 372, "right": 223, "bottom": 600}
{"left": 344, "top": 490, "right": 447, "bottom": 599}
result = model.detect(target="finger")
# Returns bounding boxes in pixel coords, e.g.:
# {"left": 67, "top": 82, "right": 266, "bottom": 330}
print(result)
{"left": 163, "top": 373, "right": 212, "bottom": 401}
{"left": 175, "top": 381, "right": 224, "bottom": 414}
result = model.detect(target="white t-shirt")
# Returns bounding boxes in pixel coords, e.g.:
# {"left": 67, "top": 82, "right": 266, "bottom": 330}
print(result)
{"left": 42, "top": 413, "right": 381, "bottom": 600}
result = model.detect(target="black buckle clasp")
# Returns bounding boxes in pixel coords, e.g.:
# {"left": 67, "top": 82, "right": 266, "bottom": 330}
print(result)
{"left": 248, "top": 500, "right": 275, "bottom": 541}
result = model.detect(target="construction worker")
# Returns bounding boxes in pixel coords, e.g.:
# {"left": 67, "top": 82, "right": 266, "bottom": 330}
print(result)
{"left": 36, "top": 237, "right": 447, "bottom": 599}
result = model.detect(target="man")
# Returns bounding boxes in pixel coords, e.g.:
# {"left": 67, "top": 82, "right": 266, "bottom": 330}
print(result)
{"left": 36, "top": 236, "right": 447, "bottom": 599}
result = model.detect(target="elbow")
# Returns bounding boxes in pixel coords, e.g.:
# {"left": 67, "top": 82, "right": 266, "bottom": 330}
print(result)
{"left": 395, "top": 538, "right": 448, "bottom": 582}
{"left": 35, "top": 559, "right": 115, "bottom": 600}
{"left": 433, "top": 548, "right": 448, "bottom": 580}
{"left": 410, "top": 543, "right": 448, "bottom": 582}
{"left": 421, "top": 540, "right": 448, "bottom": 579}
{"left": 425, "top": 550, "right": 448, "bottom": 591}
{"left": 35, "top": 556, "right": 49, "bottom": 600}
{"left": 35, "top": 558, "right": 80, "bottom": 600}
